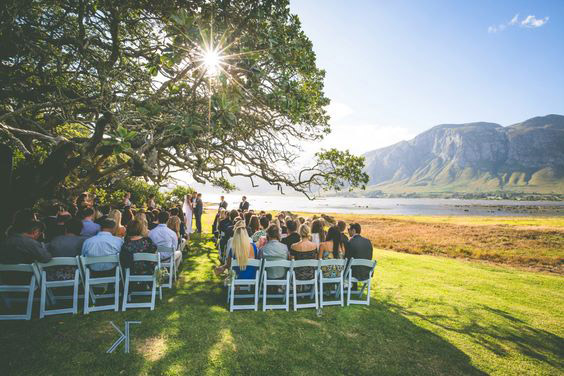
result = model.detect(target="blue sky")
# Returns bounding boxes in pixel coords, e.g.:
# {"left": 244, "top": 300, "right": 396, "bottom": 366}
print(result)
{"left": 290, "top": 0, "right": 564, "bottom": 153}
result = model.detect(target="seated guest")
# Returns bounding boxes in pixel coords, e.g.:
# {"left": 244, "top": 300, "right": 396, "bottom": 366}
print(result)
{"left": 81, "top": 218, "right": 123, "bottom": 275}
{"left": 243, "top": 212, "right": 253, "bottom": 235}
{"left": 166, "top": 215, "right": 181, "bottom": 246}
{"left": 48, "top": 218, "right": 86, "bottom": 257}
{"left": 277, "top": 213, "right": 288, "bottom": 235}
{"left": 0, "top": 220, "right": 51, "bottom": 264}
{"left": 251, "top": 216, "right": 269, "bottom": 243}
{"left": 260, "top": 224, "right": 289, "bottom": 279}
{"left": 214, "top": 221, "right": 258, "bottom": 279}
{"left": 346, "top": 223, "right": 374, "bottom": 289}
{"left": 219, "top": 209, "right": 239, "bottom": 253}
{"left": 289, "top": 224, "right": 318, "bottom": 280}
{"left": 337, "top": 220, "right": 349, "bottom": 245}
{"left": 47, "top": 218, "right": 86, "bottom": 280}
{"left": 44, "top": 203, "right": 62, "bottom": 242}
{"left": 109, "top": 209, "right": 126, "bottom": 237}
{"left": 148, "top": 209, "right": 160, "bottom": 230}
{"left": 122, "top": 206, "right": 134, "bottom": 226}
{"left": 148, "top": 211, "right": 181, "bottom": 268}
{"left": 310, "top": 219, "right": 325, "bottom": 246}
{"left": 247, "top": 215, "right": 260, "bottom": 238}
{"left": 80, "top": 207, "right": 101, "bottom": 237}
{"left": 120, "top": 219, "right": 157, "bottom": 275}
{"left": 281, "top": 220, "right": 300, "bottom": 250}
{"left": 318, "top": 226, "right": 346, "bottom": 278}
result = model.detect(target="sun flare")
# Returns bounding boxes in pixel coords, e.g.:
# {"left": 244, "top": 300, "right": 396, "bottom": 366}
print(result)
{"left": 202, "top": 48, "right": 221, "bottom": 77}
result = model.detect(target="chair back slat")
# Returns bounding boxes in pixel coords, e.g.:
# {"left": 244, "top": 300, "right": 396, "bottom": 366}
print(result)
{"left": 292, "top": 259, "right": 320, "bottom": 268}
{"left": 36, "top": 257, "right": 79, "bottom": 269}
{"left": 232, "top": 259, "right": 262, "bottom": 268}
{"left": 319, "top": 259, "right": 347, "bottom": 267}
{"left": 157, "top": 246, "right": 175, "bottom": 253}
{"left": 80, "top": 255, "right": 119, "bottom": 265}
{"left": 349, "top": 259, "right": 377, "bottom": 269}
{"left": 263, "top": 260, "right": 292, "bottom": 268}
{"left": 132, "top": 253, "right": 160, "bottom": 263}
{"left": 0, "top": 264, "right": 36, "bottom": 273}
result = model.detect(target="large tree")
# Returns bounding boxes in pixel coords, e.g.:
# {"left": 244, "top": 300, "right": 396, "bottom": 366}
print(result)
{"left": 0, "top": 0, "right": 367, "bottom": 231}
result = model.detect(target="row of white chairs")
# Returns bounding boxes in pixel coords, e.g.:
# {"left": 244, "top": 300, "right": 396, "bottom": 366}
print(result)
{"left": 0, "top": 245, "right": 181, "bottom": 320}
{"left": 227, "top": 258, "right": 377, "bottom": 312}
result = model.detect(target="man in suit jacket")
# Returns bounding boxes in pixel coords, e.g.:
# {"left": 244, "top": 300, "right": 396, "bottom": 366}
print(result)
{"left": 345, "top": 223, "right": 373, "bottom": 288}
{"left": 194, "top": 193, "right": 204, "bottom": 233}
{"left": 219, "top": 196, "right": 228, "bottom": 210}
{"left": 239, "top": 196, "right": 250, "bottom": 211}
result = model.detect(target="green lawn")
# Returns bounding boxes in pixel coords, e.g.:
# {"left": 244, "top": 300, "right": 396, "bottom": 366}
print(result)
{"left": 0, "top": 233, "right": 562, "bottom": 375}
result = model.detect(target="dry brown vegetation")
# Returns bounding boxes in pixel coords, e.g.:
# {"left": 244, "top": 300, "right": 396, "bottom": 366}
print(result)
{"left": 339, "top": 216, "right": 564, "bottom": 273}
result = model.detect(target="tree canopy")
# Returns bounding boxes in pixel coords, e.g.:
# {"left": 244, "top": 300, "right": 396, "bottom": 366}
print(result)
{"left": 0, "top": 0, "right": 368, "bottom": 228}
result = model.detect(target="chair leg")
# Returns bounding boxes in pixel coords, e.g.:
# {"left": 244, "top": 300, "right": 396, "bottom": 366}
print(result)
{"left": 114, "top": 272, "right": 120, "bottom": 312}
{"left": 229, "top": 280, "right": 235, "bottom": 312}
{"left": 320, "top": 278, "right": 324, "bottom": 307}
{"left": 340, "top": 279, "right": 344, "bottom": 307}
{"left": 84, "top": 278, "right": 90, "bottom": 314}
{"left": 39, "top": 278, "right": 46, "bottom": 319}
{"left": 293, "top": 278, "right": 297, "bottom": 311}
{"left": 253, "top": 282, "right": 259, "bottom": 312}
{"left": 27, "top": 277, "right": 36, "bottom": 320}
{"left": 347, "top": 275, "right": 351, "bottom": 306}
{"left": 285, "top": 280, "right": 290, "bottom": 312}
{"left": 72, "top": 273, "right": 79, "bottom": 315}
{"left": 262, "top": 274, "right": 267, "bottom": 312}
{"left": 150, "top": 276, "right": 156, "bottom": 311}
{"left": 122, "top": 277, "right": 129, "bottom": 312}
{"left": 314, "top": 277, "right": 319, "bottom": 309}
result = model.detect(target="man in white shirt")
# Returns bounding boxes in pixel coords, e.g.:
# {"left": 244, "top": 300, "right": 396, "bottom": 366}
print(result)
{"left": 148, "top": 211, "right": 182, "bottom": 269}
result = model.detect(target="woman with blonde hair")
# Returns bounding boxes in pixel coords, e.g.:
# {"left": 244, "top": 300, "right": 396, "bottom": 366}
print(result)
{"left": 214, "top": 221, "right": 258, "bottom": 279}
{"left": 109, "top": 209, "right": 126, "bottom": 237}
{"left": 290, "top": 223, "right": 318, "bottom": 280}
{"left": 134, "top": 211, "right": 149, "bottom": 236}
{"left": 166, "top": 215, "right": 181, "bottom": 246}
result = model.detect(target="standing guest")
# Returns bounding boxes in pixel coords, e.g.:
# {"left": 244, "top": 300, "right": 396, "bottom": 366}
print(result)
{"left": 281, "top": 220, "right": 300, "bottom": 250}
{"left": 109, "top": 209, "right": 126, "bottom": 237}
{"left": 219, "top": 195, "right": 228, "bottom": 210}
{"left": 259, "top": 224, "right": 289, "bottom": 280}
{"left": 251, "top": 216, "right": 270, "bottom": 243}
{"left": 346, "top": 223, "right": 374, "bottom": 289}
{"left": 214, "top": 221, "right": 258, "bottom": 279}
{"left": 120, "top": 219, "right": 157, "bottom": 275}
{"left": 148, "top": 211, "right": 181, "bottom": 268}
{"left": 239, "top": 196, "right": 250, "bottom": 211}
{"left": 289, "top": 224, "right": 318, "bottom": 280}
{"left": 0, "top": 220, "right": 51, "bottom": 264}
{"left": 194, "top": 193, "right": 203, "bottom": 233}
{"left": 123, "top": 192, "right": 132, "bottom": 207}
{"left": 147, "top": 194, "right": 156, "bottom": 209}
{"left": 80, "top": 207, "right": 101, "bottom": 237}
{"left": 81, "top": 218, "right": 123, "bottom": 275}
{"left": 310, "top": 219, "right": 326, "bottom": 246}
{"left": 318, "top": 226, "right": 346, "bottom": 278}
{"left": 48, "top": 219, "right": 86, "bottom": 257}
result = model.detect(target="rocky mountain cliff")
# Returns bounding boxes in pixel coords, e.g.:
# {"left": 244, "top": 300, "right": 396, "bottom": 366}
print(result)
{"left": 363, "top": 114, "right": 564, "bottom": 193}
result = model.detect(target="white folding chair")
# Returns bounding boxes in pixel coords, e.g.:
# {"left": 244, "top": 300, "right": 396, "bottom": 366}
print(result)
{"left": 122, "top": 253, "right": 161, "bottom": 311}
{"left": 319, "top": 259, "right": 347, "bottom": 308}
{"left": 0, "top": 264, "right": 37, "bottom": 320}
{"left": 262, "top": 260, "right": 292, "bottom": 311}
{"left": 345, "top": 258, "right": 377, "bottom": 306}
{"left": 157, "top": 246, "right": 176, "bottom": 289}
{"left": 80, "top": 255, "right": 121, "bottom": 314}
{"left": 178, "top": 238, "right": 187, "bottom": 253}
{"left": 291, "top": 259, "right": 319, "bottom": 311}
{"left": 227, "top": 259, "right": 263, "bottom": 312}
{"left": 36, "top": 257, "right": 81, "bottom": 318}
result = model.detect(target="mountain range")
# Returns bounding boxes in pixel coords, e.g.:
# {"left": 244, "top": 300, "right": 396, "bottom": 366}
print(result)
{"left": 362, "top": 114, "right": 564, "bottom": 195}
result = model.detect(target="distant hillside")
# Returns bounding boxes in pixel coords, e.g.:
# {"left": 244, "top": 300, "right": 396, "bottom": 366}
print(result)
{"left": 362, "top": 114, "right": 564, "bottom": 195}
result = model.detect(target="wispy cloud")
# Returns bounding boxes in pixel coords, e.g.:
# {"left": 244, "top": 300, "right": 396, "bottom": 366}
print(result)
{"left": 488, "top": 14, "right": 549, "bottom": 33}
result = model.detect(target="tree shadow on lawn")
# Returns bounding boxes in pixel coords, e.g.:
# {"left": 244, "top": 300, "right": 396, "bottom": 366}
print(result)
{"left": 381, "top": 299, "right": 564, "bottom": 371}
{"left": 136, "top": 245, "right": 487, "bottom": 376}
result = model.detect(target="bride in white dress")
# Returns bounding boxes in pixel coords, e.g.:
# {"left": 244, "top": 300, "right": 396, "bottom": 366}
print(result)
{"left": 182, "top": 194, "right": 193, "bottom": 240}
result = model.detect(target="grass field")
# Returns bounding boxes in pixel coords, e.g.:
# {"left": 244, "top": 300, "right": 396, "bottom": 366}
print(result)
{"left": 1, "top": 214, "right": 563, "bottom": 375}
{"left": 291, "top": 212, "right": 564, "bottom": 273}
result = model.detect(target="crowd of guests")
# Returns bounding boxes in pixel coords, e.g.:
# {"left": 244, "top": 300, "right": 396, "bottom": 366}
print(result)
{"left": 213, "top": 207, "right": 373, "bottom": 289}
{"left": 0, "top": 192, "right": 192, "bottom": 281}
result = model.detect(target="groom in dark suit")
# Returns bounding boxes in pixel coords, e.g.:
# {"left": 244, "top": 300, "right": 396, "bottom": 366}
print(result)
{"left": 239, "top": 196, "right": 249, "bottom": 211}
{"left": 194, "top": 193, "right": 203, "bottom": 233}
{"left": 345, "top": 223, "right": 373, "bottom": 289}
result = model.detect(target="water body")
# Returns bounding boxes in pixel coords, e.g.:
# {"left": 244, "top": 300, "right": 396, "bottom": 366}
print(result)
{"left": 203, "top": 194, "right": 564, "bottom": 216}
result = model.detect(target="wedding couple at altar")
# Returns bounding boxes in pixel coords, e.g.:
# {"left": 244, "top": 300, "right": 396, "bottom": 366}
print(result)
{"left": 182, "top": 192, "right": 203, "bottom": 238}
